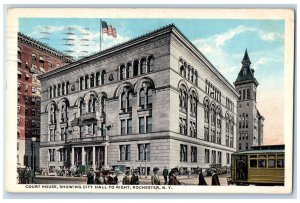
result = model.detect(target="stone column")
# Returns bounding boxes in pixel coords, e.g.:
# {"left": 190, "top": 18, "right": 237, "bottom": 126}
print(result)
{"left": 93, "top": 146, "right": 96, "bottom": 170}
{"left": 104, "top": 143, "right": 108, "bottom": 166}
{"left": 71, "top": 147, "right": 75, "bottom": 166}
{"left": 82, "top": 147, "right": 85, "bottom": 165}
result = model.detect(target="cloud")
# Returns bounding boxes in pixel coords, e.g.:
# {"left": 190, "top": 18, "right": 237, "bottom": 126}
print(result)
{"left": 259, "top": 32, "right": 282, "bottom": 41}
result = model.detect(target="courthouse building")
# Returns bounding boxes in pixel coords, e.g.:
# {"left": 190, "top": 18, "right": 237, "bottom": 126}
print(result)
{"left": 234, "top": 50, "right": 264, "bottom": 151}
{"left": 38, "top": 24, "right": 238, "bottom": 174}
{"left": 17, "top": 32, "right": 74, "bottom": 167}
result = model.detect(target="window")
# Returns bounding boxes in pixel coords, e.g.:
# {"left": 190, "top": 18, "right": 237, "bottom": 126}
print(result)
{"left": 191, "top": 146, "right": 197, "bottom": 162}
{"left": 85, "top": 75, "right": 89, "bottom": 89}
{"left": 212, "top": 150, "right": 216, "bottom": 164}
{"left": 93, "top": 123, "right": 97, "bottom": 135}
{"left": 127, "top": 63, "right": 133, "bottom": 78}
{"left": 61, "top": 128, "right": 65, "bottom": 140}
{"left": 147, "top": 89, "right": 153, "bottom": 106}
{"left": 204, "top": 127, "right": 209, "bottom": 141}
{"left": 120, "top": 65, "right": 126, "bottom": 80}
{"left": 50, "top": 129, "right": 55, "bottom": 141}
{"left": 180, "top": 144, "right": 187, "bottom": 162}
{"left": 96, "top": 72, "right": 100, "bottom": 86}
{"left": 121, "top": 92, "right": 126, "bottom": 109}
{"left": 139, "top": 117, "right": 145, "bottom": 133}
{"left": 25, "top": 108, "right": 29, "bottom": 116}
{"left": 179, "top": 118, "right": 187, "bottom": 135}
{"left": 239, "top": 143, "right": 242, "bottom": 150}
{"left": 128, "top": 92, "right": 133, "bottom": 111}
{"left": 246, "top": 143, "right": 248, "bottom": 150}
{"left": 32, "top": 109, "right": 36, "bottom": 117}
{"left": 127, "top": 119, "right": 132, "bottom": 134}
{"left": 119, "top": 145, "right": 130, "bottom": 161}
{"left": 101, "top": 70, "right": 106, "bottom": 85}
{"left": 80, "top": 126, "right": 84, "bottom": 138}
{"left": 247, "top": 88, "right": 250, "bottom": 99}
{"left": 277, "top": 159, "right": 284, "bottom": 168}
{"left": 146, "top": 116, "right": 152, "bottom": 133}
{"left": 90, "top": 74, "right": 95, "bottom": 88}
{"left": 205, "top": 149, "right": 210, "bottom": 163}
{"left": 32, "top": 54, "right": 37, "bottom": 65}
{"left": 17, "top": 106, "right": 21, "bottom": 114}
{"left": 121, "top": 120, "right": 126, "bottom": 135}
{"left": 226, "top": 153, "right": 230, "bottom": 165}
{"left": 49, "top": 149, "right": 55, "bottom": 161}
{"left": 138, "top": 143, "right": 150, "bottom": 161}
{"left": 250, "top": 159, "right": 257, "bottom": 168}
{"left": 25, "top": 85, "right": 28, "bottom": 92}
{"left": 258, "top": 159, "right": 266, "bottom": 168}
{"left": 80, "top": 77, "right": 84, "bottom": 90}
{"left": 243, "top": 68, "right": 247, "bottom": 76}
{"left": 147, "top": 56, "right": 154, "bottom": 72}
{"left": 60, "top": 149, "right": 67, "bottom": 162}
{"left": 48, "top": 62, "right": 52, "bottom": 70}
{"left": 218, "top": 151, "right": 222, "bottom": 164}
{"left": 133, "top": 60, "right": 139, "bottom": 76}
{"left": 139, "top": 89, "right": 145, "bottom": 108}
{"left": 242, "top": 89, "right": 246, "bottom": 100}
{"left": 79, "top": 100, "right": 85, "bottom": 115}
{"left": 101, "top": 122, "right": 106, "bottom": 136}
{"left": 140, "top": 58, "right": 146, "bottom": 74}
{"left": 268, "top": 159, "right": 276, "bottom": 168}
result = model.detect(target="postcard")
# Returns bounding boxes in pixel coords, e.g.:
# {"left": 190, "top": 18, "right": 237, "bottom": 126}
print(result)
{"left": 5, "top": 8, "right": 294, "bottom": 193}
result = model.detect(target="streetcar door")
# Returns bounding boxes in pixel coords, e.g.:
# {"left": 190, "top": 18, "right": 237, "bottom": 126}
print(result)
{"left": 235, "top": 155, "right": 248, "bottom": 181}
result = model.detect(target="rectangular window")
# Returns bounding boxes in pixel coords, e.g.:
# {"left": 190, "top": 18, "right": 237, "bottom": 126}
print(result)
{"left": 180, "top": 144, "right": 187, "bottom": 162}
{"left": 258, "top": 159, "right": 266, "bottom": 168}
{"left": 146, "top": 116, "right": 152, "bottom": 133}
{"left": 80, "top": 126, "right": 84, "bottom": 138}
{"left": 204, "top": 127, "right": 209, "bottom": 141}
{"left": 121, "top": 120, "right": 126, "bottom": 135}
{"left": 60, "top": 128, "right": 65, "bottom": 140}
{"left": 93, "top": 123, "right": 97, "bottom": 135}
{"left": 247, "top": 88, "right": 250, "bottom": 99}
{"left": 268, "top": 159, "right": 276, "bottom": 168}
{"left": 226, "top": 153, "right": 230, "bottom": 165}
{"left": 119, "top": 145, "right": 130, "bottom": 161}
{"left": 138, "top": 143, "right": 150, "bottom": 161}
{"left": 250, "top": 159, "right": 258, "bottom": 168}
{"left": 49, "top": 149, "right": 55, "bottom": 161}
{"left": 127, "top": 119, "right": 132, "bottom": 134}
{"left": 277, "top": 159, "right": 284, "bottom": 168}
{"left": 101, "top": 122, "right": 106, "bottom": 136}
{"left": 191, "top": 146, "right": 197, "bottom": 162}
{"left": 139, "top": 117, "right": 145, "bottom": 133}
{"left": 218, "top": 151, "right": 222, "bottom": 164}
{"left": 50, "top": 129, "right": 55, "bottom": 141}
{"left": 205, "top": 149, "right": 210, "bottom": 163}
{"left": 212, "top": 150, "right": 216, "bottom": 164}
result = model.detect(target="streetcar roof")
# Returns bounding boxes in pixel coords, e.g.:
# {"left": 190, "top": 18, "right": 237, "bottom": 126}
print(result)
{"left": 233, "top": 149, "right": 285, "bottom": 154}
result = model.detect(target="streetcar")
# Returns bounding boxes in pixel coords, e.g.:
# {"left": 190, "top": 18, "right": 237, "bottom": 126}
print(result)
{"left": 231, "top": 145, "right": 284, "bottom": 186}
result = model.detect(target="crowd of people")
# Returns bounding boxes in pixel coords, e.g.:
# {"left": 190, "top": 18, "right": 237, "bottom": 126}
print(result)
{"left": 86, "top": 166, "right": 221, "bottom": 186}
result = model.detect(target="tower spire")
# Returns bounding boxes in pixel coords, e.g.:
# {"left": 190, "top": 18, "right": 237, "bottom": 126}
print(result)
{"left": 242, "top": 48, "right": 251, "bottom": 65}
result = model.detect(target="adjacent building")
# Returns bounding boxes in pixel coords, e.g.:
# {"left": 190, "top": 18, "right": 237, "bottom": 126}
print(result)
{"left": 234, "top": 50, "right": 264, "bottom": 151}
{"left": 17, "top": 32, "right": 74, "bottom": 168}
{"left": 38, "top": 24, "right": 239, "bottom": 174}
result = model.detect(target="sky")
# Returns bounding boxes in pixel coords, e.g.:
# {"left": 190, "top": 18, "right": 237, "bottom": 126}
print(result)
{"left": 19, "top": 18, "right": 285, "bottom": 145}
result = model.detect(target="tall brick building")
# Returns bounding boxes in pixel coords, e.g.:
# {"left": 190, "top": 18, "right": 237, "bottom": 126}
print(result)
{"left": 234, "top": 50, "right": 264, "bottom": 151}
{"left": 38, "top": 24, "right": 238, "bottom": 174}
{"left": 17, "top": 32, "right": 74, "bottom": 167}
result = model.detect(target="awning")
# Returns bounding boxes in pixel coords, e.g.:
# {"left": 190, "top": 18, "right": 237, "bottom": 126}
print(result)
{"left": 39, "top": 56, "right": 44, "bottom": 61}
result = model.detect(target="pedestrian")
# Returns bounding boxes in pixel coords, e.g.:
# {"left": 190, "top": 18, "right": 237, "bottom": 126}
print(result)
{"left": 130, "top": 169, "right": 140, "bottom": 185}
{"left": 211, "top": 169, "right": 220, "bottom": 186}
{"left": 107, "top": 171, "right": 117, "bottom": 185}
{"left": 122, "top": 170, "right": 131, "bottom": 185}
{"left": 151, "top": 167, "right": 160, "bottom": 185}
{"left": 24, "top": 167, "right": 30, "bottom": 184}
{"left": 87, "top": 172, "right": 94, "bottom": 184}
{"left": 198, "top": 169, "right": 207, "bottom": 185}
{"left": 169, "top": 168, "right": 181, "bottom": 185}
{"left": 162, "top": 166, "right": 169, "bottom": 185}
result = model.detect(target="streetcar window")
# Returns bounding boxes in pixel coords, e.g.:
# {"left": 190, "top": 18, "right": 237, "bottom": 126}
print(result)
{"left": 268, "top": 159, "right": 276, "bottom": 168}
{"left": 277, "top": 154, "right": 284, "bottom": 159}
{"left": 258, "top": 155, "right": 267, "bottom": 159}
{"left": 277, "top": 159, "right": 284, "bottom": 168}
{"left": 250, "top": 155, "right": 257, "bottom": 158}
{"left": 250, "top": 159, "right": 257, "bottom": 168}
{"left": 268, "top": 155, "right": 276, "bottom": 159}
{"left": 258, "top": 159, "right": 266, "bottom": 168}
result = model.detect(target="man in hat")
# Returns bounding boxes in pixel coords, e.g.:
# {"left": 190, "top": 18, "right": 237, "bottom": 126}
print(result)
{"left": 86, "top": 172, "right": 94, "bottom": 184}
{"left": 151, "top": 167, "right": 160, "bottom": 185}
{"left": 169, "top": 168, "right": 180, "bottom": 185}
{"left": 198, "top": 168, "right": 207, "bottom": 185}
{"left": 162, "top": 166, "right": 169, "bottom": 185}
{"left": 107, "top": 171, "right": 117, "bottom": 185}
{"left": 211, "top": 169, "right": 220, "bottom": 186}
{"left": 122, "top": 170, "right": 131, "bottom": 185}
{"left": 130, "top": 169, "right": 140, "bottom": 185}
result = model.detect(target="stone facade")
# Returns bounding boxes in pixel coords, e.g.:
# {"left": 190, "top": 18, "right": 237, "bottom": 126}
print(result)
{"left": 38, "top": 25, "right": 238, "bottom": 174}
{"left": 234, "top": 50, "right": 264, "bottom": 151}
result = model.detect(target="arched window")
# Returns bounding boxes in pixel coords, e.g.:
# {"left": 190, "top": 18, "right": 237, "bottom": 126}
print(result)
{"left": 53, "top": 85, "right": 56, "bottom": 97}
{"left": 49, "top": 87, "right": 53, "bottom": 99}
{"left": 61, "top": 101, "right": 68, "bottom": 123}
{"left": 48, "top": 61, "right": 52, "bottom": 70}
{"left": 32, "top": 54, "right": 37, "bottom": 65}
{"left": 190, "top": 91, "right": 197, "bottom": 116}
{"left": 39, "top": 57, "right": 44, "bottom": 69}
{"left": 80, "top": 77, "right": 84, "bottom": 90}
{"left": 120, "top": 65, "right": 126, "bottom": 80}
{"left": 50, "top": 104, "right": 56, "bottom": 124}
{"left": 127, "top": 63, "right": 133, "bottom": 78}
{"left": 147, "top": 56, "right": 154, "bottom": 72}
{"left": 101, "top": 96, "right": 106, "bottom": 112}
{"left": 90, "top": 74, "right": 95, "bottom": 88}
{"left": 211, "top": 104, "right": 216, "bottom": 126}
{"left": 191, "top": 68, "right": 194, "bottom": 82}
{"left": 88, "top": 97, "right": 96, "bottom": 113}
{"left": 101, "top": 70, "right": 106, "bottom": 85}
{"left": 96, "top": 72, "right": 100, "bottom": 86}
{"left": 133, "top": 60, "right": 139, "bottom": 76}
{"left": 204, "top": 98, "right": 210, "bottom": 123}
{"left": 140, "top": 58, "right": 146, "bottom": 74}
{"left": 66, "top": 81, "right": 70, "bottom": 94}
{"left": 85, "top": 75, "right": 89, "bottom": 89}
{"left": 140, "top": 89, "right": 145, "bottom": 108}
{"left": 194, "top": 71, "right": 198, "bottom": 86}
{"left": 147, "top": 89, "right": 153, "bottom": 106}
{"left": 128, "top": 92, "right": 133, "bottom": 110}
{"left": 79, "top": 100, "right": 85, "bottom": 115}
{"left": 57, "top": 84, "right": 61, "bottom": 97}
{"left": 62, "top": 83, "right": 65, "bottom": 95}
{"left": 179, "top": 85, "right": 188, "bottom": 113}
{"left": 121, "top": 92, "right": 126, "bottom": 110}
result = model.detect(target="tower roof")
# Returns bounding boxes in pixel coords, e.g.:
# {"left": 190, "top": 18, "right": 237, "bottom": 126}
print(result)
{"left": 234, "top": 49, "right": 258, "bottom": 86}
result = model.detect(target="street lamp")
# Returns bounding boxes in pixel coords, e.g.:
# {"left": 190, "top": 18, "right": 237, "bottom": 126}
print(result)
{"left": 31, "top": 136, "right": 37, "bottom": 183}
{"left": 145, "top": 148, "right": 148, "bottom": 178}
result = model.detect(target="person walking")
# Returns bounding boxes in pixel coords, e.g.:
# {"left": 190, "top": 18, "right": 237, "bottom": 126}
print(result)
{"left": 211, "top": 170, "right": 220, "bottom": 186}
{"left": 122, "top": 170, "right": 131, "bottom": 185}
{"left": 87, "top": 172, "right": 94, "bottom": 184}
{"left": 198, "top": 169, "right": 207, "bottom": 185}
{"left": 169, "top": 168, "right": 180, "bottom": 185}
{"left": 151, "top": 167, "right": 160, "bottom": 185}
{"left": 130, "top": 169, "right": 140, "bottom": 185}
{"left": 107, "top": 171, "right": 117, "bottom": 185}
{"left": 162, "top": 166, "right": 169, "bottom": 185}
